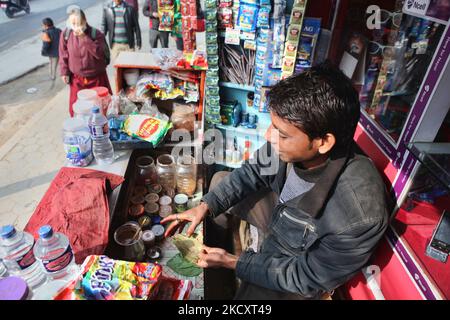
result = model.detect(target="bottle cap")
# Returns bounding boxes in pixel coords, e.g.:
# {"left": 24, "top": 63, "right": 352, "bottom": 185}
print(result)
{"left": 91, "top": 107, "right": 100, "bottom": 114}
{"left": 1, "top": 225, "right": 16, "bottom": 239}
{"left": 0, "top": 277, "right": 29, "bottom": 300}
{"left": 38, "top": 225, "right": 53, "bottom": 239}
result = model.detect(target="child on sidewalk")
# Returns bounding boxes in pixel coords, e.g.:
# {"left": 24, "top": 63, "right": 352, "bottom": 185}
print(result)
{"left": 41, "top": 18, "right": 62, "bottom": 81}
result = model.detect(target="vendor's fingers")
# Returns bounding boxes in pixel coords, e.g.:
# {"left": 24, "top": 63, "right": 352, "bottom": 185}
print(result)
{"left": 161, "top": 212, "right": 190, "bottom": 224}
{"left": 163, "top": 220, "right": 181, "bottom": 238}
{"left": 186, "top": 221, "right": 200, "bottom": 237}
{"left": 197, "top": 259, "right": 208, "bottom": 268}
{"left": 176, "top": 221, "right": 188, "bottom": 234}
{"left": 201, "top": 244, "right": 212, "bottom": 252}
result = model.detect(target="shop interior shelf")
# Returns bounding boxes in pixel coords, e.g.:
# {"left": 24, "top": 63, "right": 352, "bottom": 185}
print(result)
{"left": 215, "top": 123, "right": 266, "bottom": 137}
{"left": 406, "top": 142, "right": 450, "bottom": 191}
{"left": 219, "top": 81, "right": 255, "bottom": 92}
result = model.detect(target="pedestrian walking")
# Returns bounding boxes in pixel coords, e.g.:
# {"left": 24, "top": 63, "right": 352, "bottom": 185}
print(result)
{"left": 102, "top": 0, "right": 141, "bottom": 61}
{"left": 59, "top": 7, "right": 112, "bottom": 117}
{"left": 41, "top": 18, "right": 62, "bottom": 81}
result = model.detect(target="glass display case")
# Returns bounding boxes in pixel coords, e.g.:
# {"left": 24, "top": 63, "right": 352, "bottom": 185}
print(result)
{"left": 327, "top": 0, "right": 450, "bottom": 300}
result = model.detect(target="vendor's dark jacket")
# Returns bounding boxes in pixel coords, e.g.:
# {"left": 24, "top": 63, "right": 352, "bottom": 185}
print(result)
{"left": 202, "top": 143, "right": 389, "bottom": 299}
{"left": 59, "top": 25, "right": 107, "bottom": 78}
{"left": 143, "top": 0, "right": 160, "bottom": 30}
{"left": 41, "top": 26, "right": 61, "bottom": 58}
{"left": 101, "top": 1, "right": 142, "bottom": 49}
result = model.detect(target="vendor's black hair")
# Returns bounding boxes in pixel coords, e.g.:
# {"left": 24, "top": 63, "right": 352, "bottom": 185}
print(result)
{"left": 267, "top": 61, "right": 360, "bottom": 150}
{"left": 42, "top": 18, "right": 54, "bottom": 27}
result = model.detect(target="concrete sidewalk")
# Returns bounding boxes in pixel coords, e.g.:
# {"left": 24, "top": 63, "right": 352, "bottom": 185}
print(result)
{"left": 0, "top": 0, "right": 176, "bottom": 229}
{"left": 0, "top": 86, "right": 69, "bottom": 229}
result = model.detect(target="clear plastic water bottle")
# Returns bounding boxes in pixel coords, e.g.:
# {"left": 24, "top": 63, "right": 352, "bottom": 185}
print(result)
{"left": 33, "top": 225, "right": 78, "bottom": 281}
{"left": 0, "top": 225, "right": 47, "bottom": 289}
{"left": 0, "top": 259, "right": 9, "bottom": 278}
{"left": 88, "top": 106, "right": 114, "bottom": 165}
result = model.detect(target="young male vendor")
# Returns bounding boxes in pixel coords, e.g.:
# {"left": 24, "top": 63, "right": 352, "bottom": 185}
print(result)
{"left": 162, "top": 62, "right": 389, "bottom": 300}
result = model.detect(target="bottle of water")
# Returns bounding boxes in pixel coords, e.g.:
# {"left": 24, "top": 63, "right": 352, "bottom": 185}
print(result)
{"left": 88, "top": 106, "right": 114, "bottom": 165}
{"left": 33, "top": 225, "right": 78, "bottom": 281}
{"left": 0, "top": 225, "right": 47, "bottom": 289}
{"left": 0, "top": 259, "right": 9, "bottom": 278}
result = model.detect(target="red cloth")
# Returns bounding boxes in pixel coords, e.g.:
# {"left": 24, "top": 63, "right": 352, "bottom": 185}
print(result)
{"left": 69, "top": 71, "right": 112, "bottom": 117}
{"left": 24, "top": 167, "right": 124, "bottom": 264}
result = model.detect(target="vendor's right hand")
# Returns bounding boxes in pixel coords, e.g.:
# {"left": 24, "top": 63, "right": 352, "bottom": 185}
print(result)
{"left": 61, "top": 76, "right": 70, "bottom": 84}
{"left": 161, "top": 201, "right": 209, "bottom": 238}
{"left": 152, "top": 12, "right": 158, "bottom": 18}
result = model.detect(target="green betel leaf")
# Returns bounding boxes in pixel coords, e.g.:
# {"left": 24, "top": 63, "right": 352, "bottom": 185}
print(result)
{"left": 167, "top": 253, "right": 202, "bottom": 277}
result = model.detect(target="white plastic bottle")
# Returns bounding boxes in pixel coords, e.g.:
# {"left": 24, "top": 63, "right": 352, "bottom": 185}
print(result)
{"left": 88, "top": 106, "right": 114, "bottom": 165}
{"left": 0, "top": 225, "right": 47, "bottom": 289}
{"left": 33, "top": 225, "right": 78, "bottom": 281}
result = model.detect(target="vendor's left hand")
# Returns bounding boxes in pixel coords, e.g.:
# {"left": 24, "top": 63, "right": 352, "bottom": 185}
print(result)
{"left": 197, "top": 245, "right": 238, "bottom": 270}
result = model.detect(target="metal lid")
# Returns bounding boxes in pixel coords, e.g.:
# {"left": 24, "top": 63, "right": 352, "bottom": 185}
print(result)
{"left": 151, "top": 224, "right": 165, "bottom": 237}
{"left": 146, "top": 247, "right": 162, "bottom": 260}
{"left": 133, "top": 186, "right": 148, "bottom": 197}
{"left": 145, "top": 193, "right": 159, "bottom": 203}
{"left": 130, "top": 194, "right": 145, "bottom": 205}
{"left": 174, "top": 194, "right": 189, "bottom": 205}
{"left": 159, "top": 205, "right": 172, "bottom": 218}
{"left": 145, "top": 202, "right": 159, "bottom": 215}
{"left": 159, "top": 195, "right": 172, "bottom": 206}
{"left": 148, "top": 184, "right": 162, "bottom": 194}
{"left": 138, "top": 215, "right": 151, "bottom": 228}
{"left": 142, "top": 230, "right": 155, "bottom": 242}
{"left": 129, "top": 204, "right": 145, "bottom": 217}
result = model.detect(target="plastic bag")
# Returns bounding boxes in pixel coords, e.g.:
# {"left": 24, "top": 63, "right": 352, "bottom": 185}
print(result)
{"left": 151, "top": 48, "right": 184, "bottom": 70}
{"left": 54, "top": 255, "right": 162, "bottom": 300}
{"left": 119, "top": 91, "right": 139, "bottom": 115}
{"left": 140, "top": 99, "right": 170, "bottom": 122}
{"left": 123, "top": 114, "right": 173, "bottom": 146}
{"left": 154, "top": 277, "right": 193, "bottom": 300}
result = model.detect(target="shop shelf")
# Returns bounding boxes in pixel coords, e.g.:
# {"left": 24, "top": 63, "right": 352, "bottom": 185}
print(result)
{"left": 219, "top": 82, "right": 255, "bottom": 92}
{"left": 215, "top": 123, "right": 266, "bottom": 137}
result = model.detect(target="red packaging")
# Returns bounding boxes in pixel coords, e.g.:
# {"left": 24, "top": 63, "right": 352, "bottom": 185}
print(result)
{"left": 154, "top": 276, "right": 193, "bottom": 300}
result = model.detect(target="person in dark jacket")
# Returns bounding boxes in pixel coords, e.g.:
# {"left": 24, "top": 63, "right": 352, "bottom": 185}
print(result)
{"left": 102, "top": 0, "right": 141, "bottom": 61}
{"left": 59, "top": 8, "right": 112, "bottom": 117}
{"left": 41, "top": 18, "right": 62, "bottom": 80}
{"left": 143, "top": 0, "right": 170, "bottom": 48}
{"left": 162, "top": 62, "right": 390, "bottom": 300}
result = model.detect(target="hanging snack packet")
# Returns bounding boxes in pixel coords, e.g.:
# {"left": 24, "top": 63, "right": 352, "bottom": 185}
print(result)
{"left": 219, "top": 0, "right": 233, "bottom": 8}
{"left": 123, "top": 114, "right": 173, "bottom": 146}
{"left": 237, "top": 3, "right": 259, "bottom": 32}
{"left": 218, "top": 7, "right": 233, "bottom": 29}
{"left": 256, "top": 6, "right": 270, "bottom": 29}
{"left": 159, "top": 9, "right": 174, "bottom": 31}
{"left": 287, "top": 24, "right": 302, "bottom": 43}
{"left": 54, "top": 255, "right": 162, "bottom": 300}
{"left": 290, "top": 7, "right": 304, "bottom": 25}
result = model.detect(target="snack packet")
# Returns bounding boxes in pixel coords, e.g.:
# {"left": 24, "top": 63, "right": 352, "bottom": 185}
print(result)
{"left": 155, "top": 277, "right": 193, "bottom": 300}
{"left": 54, "top": 255, "right": 162, "bottom": 300}
{"left": 123, "top": 114, "right": 173, "bottom": 146}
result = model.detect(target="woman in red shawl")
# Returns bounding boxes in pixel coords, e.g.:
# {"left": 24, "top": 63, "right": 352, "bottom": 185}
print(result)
{"left": 59, "top": 8, "right": 112, "bottom": 117}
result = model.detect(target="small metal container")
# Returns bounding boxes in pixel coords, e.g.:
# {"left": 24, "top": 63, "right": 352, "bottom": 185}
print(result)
{"left": 146, "top": 246, "right": 162, "bottom": 262}
{"left": 133, "top": 186, "right": 148, "bottom": 197}
{"left": 148, "top": 183, "right": 163, "bottom": 195}
{"left": 145, "top": 193, "right": 159, "bottom": 204}
{"left": 151, "top": 224, "right": 165, "bottom": 242}
{"left": 130, "top": 194, "right": 145, "bottom": 205}
{"left": 151, "top": 215, "right": 162, "bottom": 225}
{"left": 145, "top": 202, "right": 159, "bottom": 216}
{"left": 142, "top": 230, "right": 156, "bottom": 248}
{"left": 129, "top": 204, "right": 145, "bottom": 218}
{"left": 159, "top": 195, "right": 172, "bottom": 207}
{"left": 138, "top": 215, "right": 152, "bottom": 230}
{"left": 174, "top": 194, "right": 189, "bottom": 213}
{"left": 159, "top": 205, "right": 173, "bottom": 218}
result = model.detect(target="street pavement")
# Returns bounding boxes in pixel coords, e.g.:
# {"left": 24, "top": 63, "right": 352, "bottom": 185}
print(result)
{"left": 0, "top": 0, "right": 176, "bottom": 230}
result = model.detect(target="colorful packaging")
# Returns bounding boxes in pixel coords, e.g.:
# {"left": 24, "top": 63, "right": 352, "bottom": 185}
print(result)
{"left": 218, "top": 7, "right": 233, "bottom": 29}
{"left": 219, "top": 0, "right": 233, "bottom": 7}
{"left": 290, "top": 7, "right": 304, "bottom": 25}
{"left": 237, "top": 3, "right": 259, "bottom": 32}
{"left": 256, "top": 6, "right": 270, "bottom": 28}
{"left": 159, "top": 9, "right": 174, "bottom": 31}
{"left": 123, "top": 114, "right": 173, "bottom": 146}
{"left": 287, "top": 24, "right": 302, "bottom": 43}
{"left": 155, "top": 277, "right": 193, "bottom": 300}
{"left": 54, "top": 255, "right": 162, "bottom": 300}
{"left": 284, "top": 41, "right": 298, "bottom": 58}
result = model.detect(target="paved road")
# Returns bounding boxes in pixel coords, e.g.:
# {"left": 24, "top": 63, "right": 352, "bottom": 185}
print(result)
{"left": 0, "top": 0, "right": 102, "bottom": 52}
